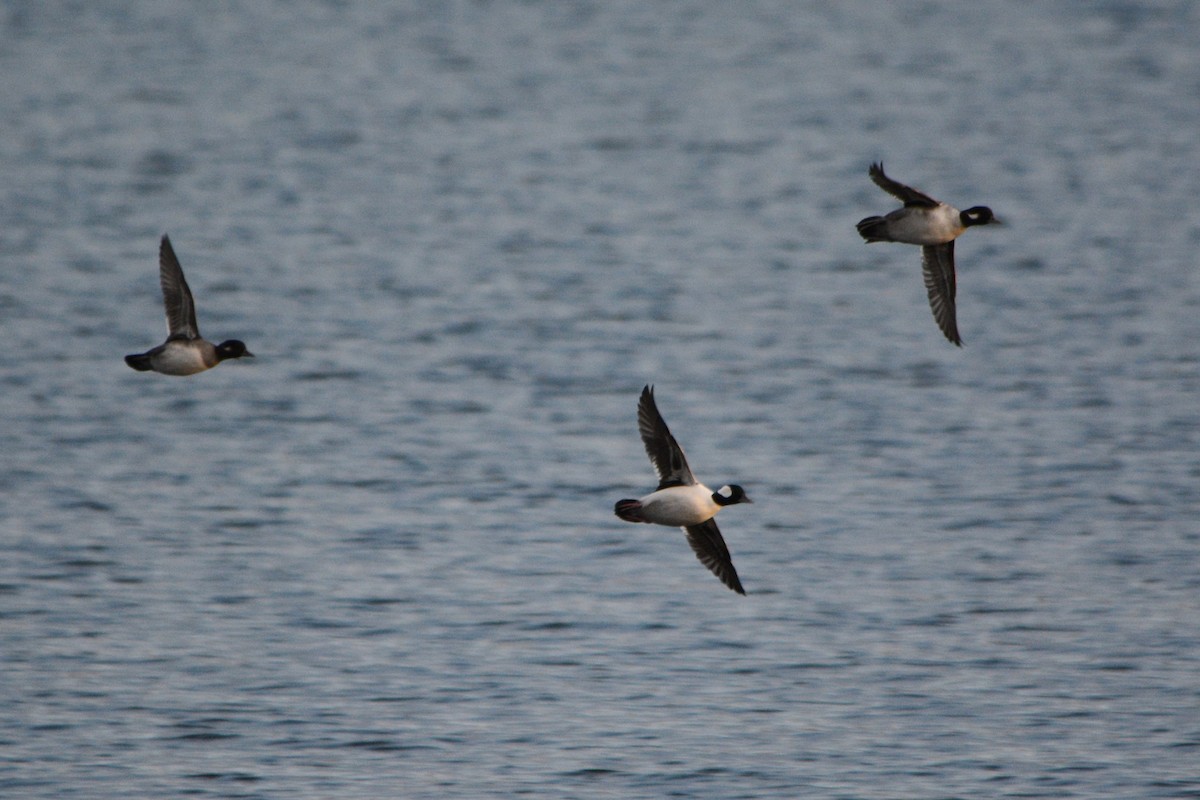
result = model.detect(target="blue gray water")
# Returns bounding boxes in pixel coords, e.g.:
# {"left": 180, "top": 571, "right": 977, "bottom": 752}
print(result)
{"left": 3, "top": 2, "right": 1200, "bottom": 797}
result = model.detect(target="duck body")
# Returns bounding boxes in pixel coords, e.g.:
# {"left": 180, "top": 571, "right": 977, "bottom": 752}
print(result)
{"left": 857, "top": 203, "right": 967, "bottom": 246}
{"left": 856, "top": 162, "right": 1000, "bottom": 346}
{"left": 616, "top": 483, "right": 726, "bottom": 527}
{"left": 125, "top": 235, "right": 253, "bottom": 375}
{"left": 613, "top": 386, "right": 751, "bottom": 595}
{"left": 125, "top": 337, "right": 250, "bottom": 375}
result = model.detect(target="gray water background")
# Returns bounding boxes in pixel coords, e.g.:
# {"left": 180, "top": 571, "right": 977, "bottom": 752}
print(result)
{"left": 2, "top": 2, "right": 1200, "bottom": 797}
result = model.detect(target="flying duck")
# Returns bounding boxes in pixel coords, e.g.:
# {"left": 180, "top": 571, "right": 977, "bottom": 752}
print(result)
{"left": 614, "top": 385, "right": 751, "bottom": 594}
{"left": 125, "top": 235, "right": 253, "bottom": 375}
{"left": 856, "top": 162, "right": 1001, "bottom": 346}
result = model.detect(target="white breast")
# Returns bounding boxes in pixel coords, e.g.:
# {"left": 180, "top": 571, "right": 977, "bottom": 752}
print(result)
{"left": 637, "top": 484, "right": 720, "bottom": 527}
{"left": 885, "top": 204, "right": 964, "bottom": 245}
{"left": 152, "top": 341, "right": 214, "bottom": 375}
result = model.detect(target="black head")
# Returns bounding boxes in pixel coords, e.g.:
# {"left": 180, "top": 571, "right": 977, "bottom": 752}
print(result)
{"left": 215, "top": 340, "right": 253, "bottom": 361}
{"left": 713, "top": 484, "right": 752, "bottom": 507}
{"left": 960, "top": 206, "right": 1001, "bottom": 227}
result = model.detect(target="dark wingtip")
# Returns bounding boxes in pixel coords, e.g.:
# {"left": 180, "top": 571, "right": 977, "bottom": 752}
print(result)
{"left": 159, "top": 234, "right": 178, "bottom": 266}
{"left": 639, "top": 384, "right": 656, "bottom": 408}
{"left": 939, "top": 325, "right": 964, "bottom": 347}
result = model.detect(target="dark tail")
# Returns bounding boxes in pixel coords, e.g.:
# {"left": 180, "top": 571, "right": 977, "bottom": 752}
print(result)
{"left": 124, "top": 353, "right": 154, "bottom": 371}
{"left": 614, "top": 499, "right": 644, "bottom": 523}
{"left": 856, "top": 216, "right": 890, "bottom": 242}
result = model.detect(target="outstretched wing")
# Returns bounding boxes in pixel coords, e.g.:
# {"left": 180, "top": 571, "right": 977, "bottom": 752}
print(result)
{"left": 869, "top": 162, "right": 939, "bottom": 209}
{"left": 684, "top": 519, "right": 746, "bottom": 595}
{"left": 637, "top": 385, "right": 696, "bottom": 488}
{"left": 159, "top": 234, "right": 200, "bottom": 339}
{"left": 921, "top": 242, "right": 962, "bottom": 346}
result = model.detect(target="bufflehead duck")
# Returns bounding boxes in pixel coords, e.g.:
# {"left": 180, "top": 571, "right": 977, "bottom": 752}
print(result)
{"left": 856, "top": 162, "right": 1001, "bottom": 346}
{"left": 125, "top": 235, "right": 253, "bottom": 375}
{"left": 614, "top": 385, "right": 751, "bottom": 595}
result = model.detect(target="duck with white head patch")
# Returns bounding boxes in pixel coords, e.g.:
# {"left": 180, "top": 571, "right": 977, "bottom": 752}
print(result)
{"left": 856, "top": 162, "right": 1001, "bottom": 346}
{"left": 125, "top": 235, "right": 253, "bottom": 375}
{"left": 614, "top": 385, "right": 752, "bottom": 595}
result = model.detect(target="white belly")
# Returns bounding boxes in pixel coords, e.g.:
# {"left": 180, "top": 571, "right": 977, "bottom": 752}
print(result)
{"left": 638, "top": 484, "right": 719, "bottom": 527}
{"left": 152, "top": 341, "right": 214, "bottom": 375}
{"left": 885, "top": 205, "right": 963, "bottom": 245}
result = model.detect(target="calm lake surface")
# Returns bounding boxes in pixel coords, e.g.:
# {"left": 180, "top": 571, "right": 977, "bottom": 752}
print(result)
{"left": 3, "top": 2, "right": 1199, "bottom": 797}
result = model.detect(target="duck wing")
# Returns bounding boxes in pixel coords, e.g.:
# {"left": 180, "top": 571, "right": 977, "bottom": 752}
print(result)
{"left": 684, "top": 519, "right": 746, "bottom": 594}
{"left": 159, "top": 234, "right": 200, "bottom": 340}
{"left": 921, "top": 242, "right": 962, "bottom": 346}
{"left": 637, "top": 385, "right": 697, "bottom": 488}
{"left": 869, "top": 162, "right": 939, "bottom": 209}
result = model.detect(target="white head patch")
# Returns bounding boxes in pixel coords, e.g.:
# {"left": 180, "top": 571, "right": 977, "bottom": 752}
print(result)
{"left": 717, "top": 485, "right": 734, "bottom": 499}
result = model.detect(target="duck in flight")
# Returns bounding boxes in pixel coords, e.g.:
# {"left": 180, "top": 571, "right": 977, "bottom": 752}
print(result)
{"left": 614, "top": 385, "right": 752, "bottom": 594}
{"left": 125, "top": 235, "right": 253, "bottom": 375}
{"left": 856, "top": 162, "right": 1001, "bottom": 346}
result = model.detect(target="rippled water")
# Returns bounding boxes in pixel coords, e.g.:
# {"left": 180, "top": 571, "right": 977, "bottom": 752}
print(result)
{"left": 3, "top": 2, "right": 1200, "bottom": 798}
